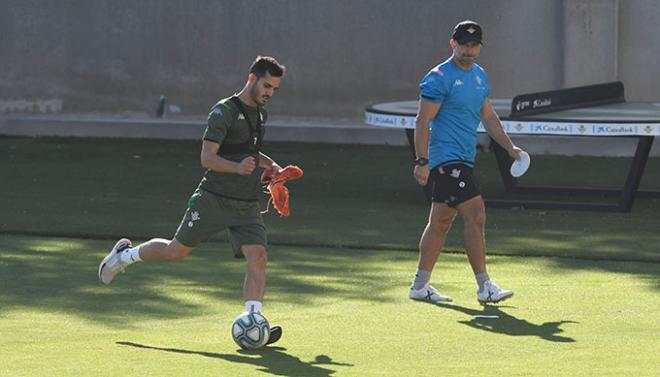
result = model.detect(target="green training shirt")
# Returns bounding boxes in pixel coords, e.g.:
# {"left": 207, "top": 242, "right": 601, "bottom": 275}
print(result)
{"left": 199, "top": 96, "right": 268, "bottom": 201}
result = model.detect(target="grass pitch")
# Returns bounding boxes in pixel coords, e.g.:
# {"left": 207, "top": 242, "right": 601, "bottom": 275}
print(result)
{"left": 1, "top": 235, "right": 658, "bottom": 376}
{"left": 1, "top": 136, "right": 659, "bottom": 376}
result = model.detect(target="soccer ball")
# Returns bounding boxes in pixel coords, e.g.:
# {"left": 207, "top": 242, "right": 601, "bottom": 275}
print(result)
{"left": 231, "top": 311, "right": 270, "bottom": 350}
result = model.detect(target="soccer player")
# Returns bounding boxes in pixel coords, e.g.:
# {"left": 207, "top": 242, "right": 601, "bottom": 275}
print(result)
{"left": 99, "top": 56, "right": 286, "bottom": 345}
{"left": 408, "top": 21, "right": 523, "bottom": 305}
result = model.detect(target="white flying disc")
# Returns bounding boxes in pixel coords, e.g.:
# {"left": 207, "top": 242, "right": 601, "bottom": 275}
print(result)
{"left": 510, "top": 151, "right": 530, "bottom": 178}
{"left": 473, "top": 315, "right": 499, "bottom": 319}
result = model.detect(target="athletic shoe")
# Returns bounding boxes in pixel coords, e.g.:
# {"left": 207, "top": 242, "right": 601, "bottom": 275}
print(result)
{"left": 98, "top": 238, "right": 132, "bottom": 285}
{"left": 477, "top": 280, "right": 513, "bottom": 305}
{"left": 409, "top": 284, "right": 453, "bottom": 303}
{"left": 266, "top": 325, "right": 282, "bottom": 345}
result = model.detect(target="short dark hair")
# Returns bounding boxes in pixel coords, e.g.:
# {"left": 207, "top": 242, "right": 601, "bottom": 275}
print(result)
{"left": 249, "top": 56, "right": 286, "bottom": 78}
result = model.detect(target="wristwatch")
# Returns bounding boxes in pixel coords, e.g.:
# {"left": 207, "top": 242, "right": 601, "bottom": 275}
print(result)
{"left": 414, "top": 157, "right": 429, "bottom": 166}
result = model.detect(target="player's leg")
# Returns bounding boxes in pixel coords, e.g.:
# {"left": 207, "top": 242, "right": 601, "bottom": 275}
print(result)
{"left": 98, "top": 238, "right": 193, "bottom": 284}
{"left": 240, "top": 244, "right": 281, "bottom": 345}
{"left": 98, "top": 188, "right": 214, "bottom": 285}
{"left": 241, "top": 244, "right": 268, "bottom": 307}
{"left": 409, "top": 202, "right": 457, "bottom": 303}
{"left": 409, "top": 166, "right": 457, "bottom": 303}
{"left": 135, "top": 238, "right": 193, "bottom": 261}
{"left": 418, "top": 202, "right": 458, "bottom": 271}
{"left": 229, "top": 223, "right": 281, "bottom": 345}
{"left": 228, "top": 221, "right": 269, "bottom": 312}
{"left": 456, "top": 195, "right": 487, "bottom": 275}
{"left": 457, "top": 195, "right": 513, "bottom": 304}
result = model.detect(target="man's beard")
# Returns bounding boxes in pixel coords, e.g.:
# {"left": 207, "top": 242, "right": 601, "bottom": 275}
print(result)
{"left": 250, "top": 85, "right": 266, "bottom": 105}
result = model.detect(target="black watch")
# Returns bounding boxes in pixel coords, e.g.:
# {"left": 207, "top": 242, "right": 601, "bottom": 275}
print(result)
{"left": 414, "top": 157, "right": 429, "bottom": 166}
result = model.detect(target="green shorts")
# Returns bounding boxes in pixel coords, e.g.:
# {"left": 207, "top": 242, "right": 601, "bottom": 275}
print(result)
{"left": 174, "top": 188, "right": 267, "bottom": 254}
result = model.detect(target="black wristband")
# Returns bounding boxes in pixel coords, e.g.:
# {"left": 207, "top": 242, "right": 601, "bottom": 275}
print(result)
{"left": 414, "top": 157, "right": 429, "bottom": 166}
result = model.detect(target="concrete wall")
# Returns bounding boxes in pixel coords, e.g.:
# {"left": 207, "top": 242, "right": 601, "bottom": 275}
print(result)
{"left": 562, "top": 0, "right": 619, "bottom": 86}
{"left": 0, "top": 0, "right": 657, "bottom": 118}
{"left": 618, "top": 0, "right": 660, "bottom": 101}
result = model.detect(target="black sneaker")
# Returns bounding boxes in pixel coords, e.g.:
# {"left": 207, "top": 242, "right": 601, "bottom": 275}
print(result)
{"left": 266, "top": 326, "right": 282, "bottom": 345}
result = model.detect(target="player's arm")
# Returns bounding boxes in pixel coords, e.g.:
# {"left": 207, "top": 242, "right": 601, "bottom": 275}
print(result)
{"left": 480, "top": 98, "right": 521, "bottom": 160}
{"left": 200, "top": 140, "right": 255, "bottom": 175}
{"left": 414, "top": 99, "right": 441, "bottom": 186}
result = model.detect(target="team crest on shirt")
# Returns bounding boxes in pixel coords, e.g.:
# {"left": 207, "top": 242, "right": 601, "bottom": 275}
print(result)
{"left": 188, "top": 211, "right": 201, "bottom": 228}
{"left": 450, "top": 169, "right": 461, "bottom": 178}
{"left": 475, "top": 75, "right": 486, "bottom": 90}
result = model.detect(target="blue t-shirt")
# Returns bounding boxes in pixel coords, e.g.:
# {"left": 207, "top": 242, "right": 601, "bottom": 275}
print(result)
{"left": 419, "top": 58, "right": 490, "bottom": 168}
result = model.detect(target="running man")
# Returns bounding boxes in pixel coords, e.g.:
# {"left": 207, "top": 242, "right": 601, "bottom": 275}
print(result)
{"left": 408, "top": 21, "right": 523, "bottom": 305}
{"left": 99, "top": 56, "right": 286, "bottom": 344}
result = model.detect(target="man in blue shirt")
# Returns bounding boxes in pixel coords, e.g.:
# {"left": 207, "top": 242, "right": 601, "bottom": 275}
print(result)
{"left": 409, "top": 20, "right": 524, "bottom": 305}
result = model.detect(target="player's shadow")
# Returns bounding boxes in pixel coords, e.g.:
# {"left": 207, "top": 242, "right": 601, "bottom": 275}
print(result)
{"left": 116, "top": 341, "right": 352, "bottom": 376}
{"left": 435, "top": 303, "right": 577, "bottom": 342}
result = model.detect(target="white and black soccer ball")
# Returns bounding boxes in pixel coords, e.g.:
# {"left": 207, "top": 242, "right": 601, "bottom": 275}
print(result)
{"left": 231, "top": 311, "right": 270, "bottom": 350}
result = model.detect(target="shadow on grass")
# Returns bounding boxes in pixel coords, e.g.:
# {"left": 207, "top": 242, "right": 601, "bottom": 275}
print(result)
{"left": 116, "top": 341, "right": 353, "bottom": 376}
{"left": 0, "top": 236, "right": 411, "bottom": 324}
{"left": 436, "top": 303, "right": 577, "bottom": 342}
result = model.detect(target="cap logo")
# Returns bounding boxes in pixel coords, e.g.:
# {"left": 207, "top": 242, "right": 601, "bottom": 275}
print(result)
{"left": 467, "top": 27, "right": 476, "bottom": 34}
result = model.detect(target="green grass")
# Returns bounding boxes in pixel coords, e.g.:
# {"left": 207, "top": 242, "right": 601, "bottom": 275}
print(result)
{"left": 1, "top": 235, "right": 658, "bottom": 376}
{"left": 1, "top": 136, "right": 660, "bottom": 261}
{"left": 1, "top": 136, "right": 660, "bottom": 376}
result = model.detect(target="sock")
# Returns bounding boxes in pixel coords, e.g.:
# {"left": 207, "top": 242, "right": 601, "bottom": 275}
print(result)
{"left": 245, "top": 300, "right": 262, "bottom": 313}
{"left": 120, "top": 246, "right": 142, "bottom": 265}
{"left": 412, "top": 269, "right": 432, "bottom": 290}
{"left": 475, "top": 271, "right": 490, "bottom": 291}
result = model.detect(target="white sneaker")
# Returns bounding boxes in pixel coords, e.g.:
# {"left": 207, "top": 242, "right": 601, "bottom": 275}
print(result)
{"left": 98, "top": 238, "right": 132, "bottom": 285}
{"left": 477, "top": 280, "right": 513, "bottom": 305}
{"left": 409, "top": 284, "right": 453, "bottom": 303}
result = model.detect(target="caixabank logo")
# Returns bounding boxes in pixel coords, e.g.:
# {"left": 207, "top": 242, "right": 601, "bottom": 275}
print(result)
{"left": 532, "top": 123, "right": 571, "bottom": 134}
{"left": 596, "top": 125, "right": 636, "bottom": 135}
{"left": 365, "top": 113, "right": 399, "bottom": 128}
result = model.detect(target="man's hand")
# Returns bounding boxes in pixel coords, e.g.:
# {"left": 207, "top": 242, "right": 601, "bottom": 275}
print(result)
{"left": 236, "top": 156, "right": 256, "bottom": 175}
{"left": 270, "top": 162, "right": 283, "bottom": 174}
{"left": 414, "top": 165, "right": 430, "bottom": 186}
{"left": 509, "top": 146, "right": 523, "bottom": 161}
{"left": 261, "top": 162, "right": 283, "bottom": 184}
